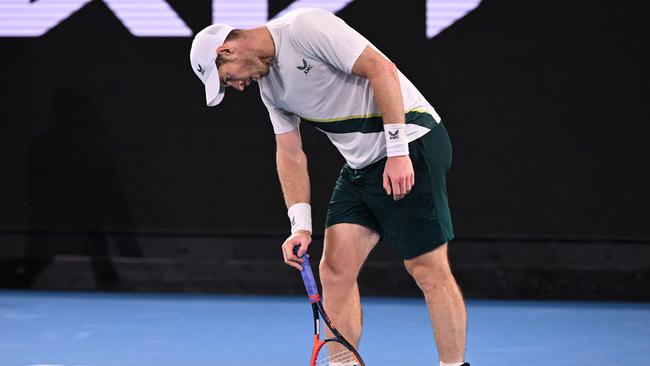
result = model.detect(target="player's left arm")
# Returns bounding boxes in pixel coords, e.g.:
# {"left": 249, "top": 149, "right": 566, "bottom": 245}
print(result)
{"left": 352, "top": 47, "right": 415, "bottom": 201}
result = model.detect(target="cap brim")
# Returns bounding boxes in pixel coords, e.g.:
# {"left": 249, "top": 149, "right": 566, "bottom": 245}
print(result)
{"left": 205, "top": 66, "right": 225, "bottom": 106}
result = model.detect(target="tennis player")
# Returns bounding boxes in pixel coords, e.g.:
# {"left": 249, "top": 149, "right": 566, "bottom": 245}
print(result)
{"left": 190, "top": 8, "right": 469, "bottom": 366}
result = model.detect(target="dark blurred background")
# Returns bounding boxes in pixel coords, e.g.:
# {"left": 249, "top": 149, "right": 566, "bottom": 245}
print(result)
{"left": 1, "top": 0, "right": 648, "bottom": 300}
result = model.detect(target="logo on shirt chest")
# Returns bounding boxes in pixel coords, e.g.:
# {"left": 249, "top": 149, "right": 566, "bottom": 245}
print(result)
{"left": 297, "top": 59, "right": 313, "bottom": 75}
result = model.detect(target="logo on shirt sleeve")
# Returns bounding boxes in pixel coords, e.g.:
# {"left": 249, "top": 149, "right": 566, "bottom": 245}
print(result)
{"left": 297, "top": 59, "right": 313, "bottom": 75}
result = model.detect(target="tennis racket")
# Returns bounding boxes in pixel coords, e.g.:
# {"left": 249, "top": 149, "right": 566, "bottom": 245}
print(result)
{"left": 294, "top": 248, "right": 365, "bottom": 366}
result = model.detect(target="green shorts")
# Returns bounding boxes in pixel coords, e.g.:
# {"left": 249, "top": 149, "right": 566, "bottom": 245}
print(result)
{"left": 325, "top": 121, "right": 454, "bottom": 260}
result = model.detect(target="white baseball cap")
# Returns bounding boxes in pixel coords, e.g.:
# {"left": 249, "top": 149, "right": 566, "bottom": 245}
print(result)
{"left": 189, "top": 24, "right": 235, "bottom": 107}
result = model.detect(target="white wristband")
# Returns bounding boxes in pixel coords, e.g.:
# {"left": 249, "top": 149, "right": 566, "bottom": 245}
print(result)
{"left": 384, "top": 123, "right": 409, "bottom": 157}
{"left": 287, "top": 202, "right": 312, "bottom": 234}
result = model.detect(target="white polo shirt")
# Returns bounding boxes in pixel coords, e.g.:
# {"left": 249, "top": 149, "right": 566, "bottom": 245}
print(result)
{"left": 259, "top": 8, "right": 441, "bottom": 169}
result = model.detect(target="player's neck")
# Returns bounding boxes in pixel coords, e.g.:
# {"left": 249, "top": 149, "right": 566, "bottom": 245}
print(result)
{"left": 242, "top": 26, "right": 276, "bottom": 60}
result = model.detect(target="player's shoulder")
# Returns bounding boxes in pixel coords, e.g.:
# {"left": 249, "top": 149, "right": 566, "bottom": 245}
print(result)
{"left": 267, "top": 8, "right": 327, "bottom": 35}
{"left": 286, "top": 7, "right": 332, "bottom": 19}
{"left": 280, "top": 8, "right": 336, "bottom": 31}
{"left": 292, "top": 7, "right": 333, "bottom": 18}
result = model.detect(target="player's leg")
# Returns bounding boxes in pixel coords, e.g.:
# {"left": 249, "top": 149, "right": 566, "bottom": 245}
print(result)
{"left": 365, "top": 117, "right": 466, "bottom": 363}
{"left": 397, "top": 121, "right": 466, "bottom": 363}
{"left": 320, "top": 223, "right": 380, "bottom": 349}
{"left": 403, "top": 243, "right": 466, "bottom": 363}
{"left": 322, "top": 162, "right": 383, "bottom": 350}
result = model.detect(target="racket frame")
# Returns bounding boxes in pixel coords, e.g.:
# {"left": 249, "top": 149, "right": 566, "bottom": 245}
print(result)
{"left": 296, "top": 249, "right": 365, "bottom": 366}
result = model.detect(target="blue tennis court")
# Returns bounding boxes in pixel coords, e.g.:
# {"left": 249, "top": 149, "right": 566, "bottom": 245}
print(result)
{"left": 1, "top": 291, "right": 647, "bottom": 366}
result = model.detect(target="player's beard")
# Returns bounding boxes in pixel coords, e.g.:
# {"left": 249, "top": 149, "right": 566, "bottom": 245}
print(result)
{"left": 241, "top": 54, "right": 271, "bottom": 78}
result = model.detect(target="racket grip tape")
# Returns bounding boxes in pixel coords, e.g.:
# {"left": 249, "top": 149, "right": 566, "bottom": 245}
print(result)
{"left": 293, "top": 247, "right": 320, "bottom": 301}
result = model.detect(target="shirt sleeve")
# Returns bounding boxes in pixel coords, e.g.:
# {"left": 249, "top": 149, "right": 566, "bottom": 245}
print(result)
{"left": 260, "top": 89, "right": 300, "bottom": 134}
{"left": 290, "top": 8, "right": 369, "bottom": 74}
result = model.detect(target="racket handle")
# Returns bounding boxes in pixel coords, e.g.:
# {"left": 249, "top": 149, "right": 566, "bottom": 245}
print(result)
{"left": 293, "top": 247, "right": 320, "bottom": 301}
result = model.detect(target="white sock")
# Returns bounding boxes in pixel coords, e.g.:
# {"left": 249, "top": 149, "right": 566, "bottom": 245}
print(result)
{"left": 440, "top": 362, "right": 464, "bottom": 366}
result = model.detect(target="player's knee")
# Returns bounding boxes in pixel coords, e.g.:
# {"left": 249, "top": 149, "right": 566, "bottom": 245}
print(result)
{"left": 406, "top": 262, "right": 454, "bottom": 295}
{"left": 319, "top": 258, "right": 357, "bottom": 289}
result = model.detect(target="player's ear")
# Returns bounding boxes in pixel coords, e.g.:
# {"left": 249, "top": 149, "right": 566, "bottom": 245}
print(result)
{"left": 216, "top": 45, "right": 233, "bottom": 57}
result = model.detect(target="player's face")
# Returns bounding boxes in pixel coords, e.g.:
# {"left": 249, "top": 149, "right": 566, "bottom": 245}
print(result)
{"left": 217, "top": 51, "right": 271, "bottom": 91}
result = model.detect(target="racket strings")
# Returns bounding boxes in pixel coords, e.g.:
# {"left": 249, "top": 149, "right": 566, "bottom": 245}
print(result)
{"left": 317, "top": 347, "right": 359, "bottom": 366}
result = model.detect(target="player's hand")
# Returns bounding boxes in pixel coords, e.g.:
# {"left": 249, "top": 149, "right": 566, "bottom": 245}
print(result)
{"left": 383, "top": 155, "right": 415, "bottom": 201}
{"left": 281, "top": 230, "right": 312, "bottom": 271}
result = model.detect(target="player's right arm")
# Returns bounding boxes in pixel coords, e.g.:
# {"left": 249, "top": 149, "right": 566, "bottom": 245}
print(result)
{"left": 276, "top": 128, "right": 312, "bottom": 271}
